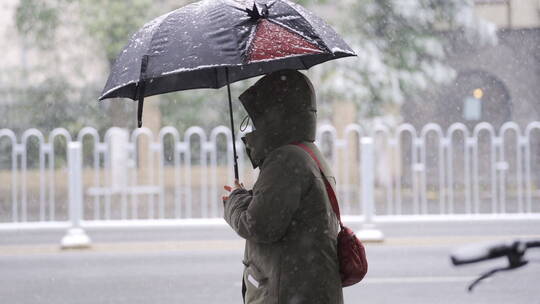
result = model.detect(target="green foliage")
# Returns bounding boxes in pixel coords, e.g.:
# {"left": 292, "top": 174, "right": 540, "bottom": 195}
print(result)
{"left": 159, "top": 85, "right": 252, "bottom": 133}
{"left": 9, "top": 0, "right": 497, "bottom": 130}
{"left": 10, "top": 0, "right": 170, "bottom": 132}
{"left": 0, "top": 78, "right": 111, "bottom": 134}
{"left": 14, "top": 0, "right": 173, "bottom": 65}
{"left": 15, "top": 0, "right": 61, "bottom": 49}
{"left": 310, "top": 0, "right": 496, "bottom": 116}
{"left": 76, "top": 0, "right": 156, "bottom": 65}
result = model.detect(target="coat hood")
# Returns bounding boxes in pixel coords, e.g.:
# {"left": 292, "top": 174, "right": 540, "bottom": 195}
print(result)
{"left": 239, "top": 70, "right": 317, "bottom": 168}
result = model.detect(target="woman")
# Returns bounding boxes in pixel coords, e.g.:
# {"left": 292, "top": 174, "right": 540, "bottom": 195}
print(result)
{"left": 222, "top": 70, "right": 343, "bottom": 304}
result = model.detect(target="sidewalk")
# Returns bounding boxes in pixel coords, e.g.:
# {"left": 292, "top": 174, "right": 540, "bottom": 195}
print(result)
{"left": 1, "top": 219, "right": 539, "bottom": 254}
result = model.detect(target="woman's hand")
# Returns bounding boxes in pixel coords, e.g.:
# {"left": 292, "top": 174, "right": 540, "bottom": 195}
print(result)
{"left": 222, "top": 180, "right": 245, "bottom": 201}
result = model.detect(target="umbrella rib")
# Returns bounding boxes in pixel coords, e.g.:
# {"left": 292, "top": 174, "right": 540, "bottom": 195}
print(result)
{"left": 243, "top": 22, "right": 259, "bottom": 63}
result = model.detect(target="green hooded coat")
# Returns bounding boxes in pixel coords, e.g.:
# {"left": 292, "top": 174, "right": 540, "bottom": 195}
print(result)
{"left": 224, "top": 70, "right": 343, "bottom": 304}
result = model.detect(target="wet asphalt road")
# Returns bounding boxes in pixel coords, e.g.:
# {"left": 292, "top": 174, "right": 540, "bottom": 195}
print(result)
{"left": 1, "top": 221, "right": 539, "bottom": 304}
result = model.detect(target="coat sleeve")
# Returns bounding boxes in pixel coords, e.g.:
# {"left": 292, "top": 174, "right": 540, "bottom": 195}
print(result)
{"left": 224, "top": 147, "right": 306, "bottom": 243}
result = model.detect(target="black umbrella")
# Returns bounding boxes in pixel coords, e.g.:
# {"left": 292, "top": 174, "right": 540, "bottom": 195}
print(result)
{"left": 99, "top": 0, "right": 356, "bottom": 180}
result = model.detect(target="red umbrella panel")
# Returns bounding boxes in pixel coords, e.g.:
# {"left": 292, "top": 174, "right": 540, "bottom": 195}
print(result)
{"left": 247, "top": 19, "right": 325, "bottom": 62}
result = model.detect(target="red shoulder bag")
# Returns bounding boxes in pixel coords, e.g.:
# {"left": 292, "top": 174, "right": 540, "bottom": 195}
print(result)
{"left": 294, "top": 143, "right": 368, "bottom": 287}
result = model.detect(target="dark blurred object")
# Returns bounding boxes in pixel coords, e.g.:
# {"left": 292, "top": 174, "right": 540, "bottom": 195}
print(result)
{"left": 451, "top": 239, "right": 540, "bottom": 292}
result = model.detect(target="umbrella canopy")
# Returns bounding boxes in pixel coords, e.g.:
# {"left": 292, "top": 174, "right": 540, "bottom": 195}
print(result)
{"left": 99, "top": 0, "right": 356, "bottom": 180}
{"left": 99, "top": 0, "right": 356, "bottom": 101}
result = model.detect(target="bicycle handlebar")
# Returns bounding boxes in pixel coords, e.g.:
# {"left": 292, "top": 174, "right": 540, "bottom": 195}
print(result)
{"left": 451, "top": 239, "right": 540, "bottom": 292}
{"left": 451, "top": 240, "right": 540, "bottom": 266}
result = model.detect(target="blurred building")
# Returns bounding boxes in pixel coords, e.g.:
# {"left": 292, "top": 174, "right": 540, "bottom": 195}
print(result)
{"left": 403, "top": 0, "right": 540, "bottom": 130}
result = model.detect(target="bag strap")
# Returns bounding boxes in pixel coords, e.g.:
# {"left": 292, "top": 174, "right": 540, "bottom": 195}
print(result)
{"left": 293, "top": 143, "right": 343, "bottom": 228}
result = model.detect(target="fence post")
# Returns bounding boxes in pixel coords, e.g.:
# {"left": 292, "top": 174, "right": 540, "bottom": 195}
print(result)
{"left": 357, "top": 137, "right": 385, "bottom": 242}
{"left": 61, "top": 142, "right": 91, "bottom": 249}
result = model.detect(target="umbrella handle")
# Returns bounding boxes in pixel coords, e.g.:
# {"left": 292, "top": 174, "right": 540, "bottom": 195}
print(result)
{"left": 226, "top": 68, "right": 240, "bottom": 181}
{"left": 137, "top": 96, "right": 145, "bottom": 128}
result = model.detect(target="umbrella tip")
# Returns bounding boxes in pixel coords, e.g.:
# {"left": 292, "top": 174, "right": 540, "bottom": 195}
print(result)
{"left": 245, "top": 3, "right": 269, "bottom": 20}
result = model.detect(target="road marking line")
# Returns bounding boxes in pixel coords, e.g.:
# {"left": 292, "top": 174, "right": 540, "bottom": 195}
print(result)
{"left": 364, "top": 276, "right": 477, "bottom": 284}
{"left": 0, "top": 240, "right": 245, "bottom": 256}
{"left": 367, "top": 235, "right": 540, "bottom": 247}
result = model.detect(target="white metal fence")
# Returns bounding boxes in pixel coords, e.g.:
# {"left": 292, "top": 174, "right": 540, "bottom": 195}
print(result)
{"left": 1, "top": 122, "right": 540, "bottom": 233}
